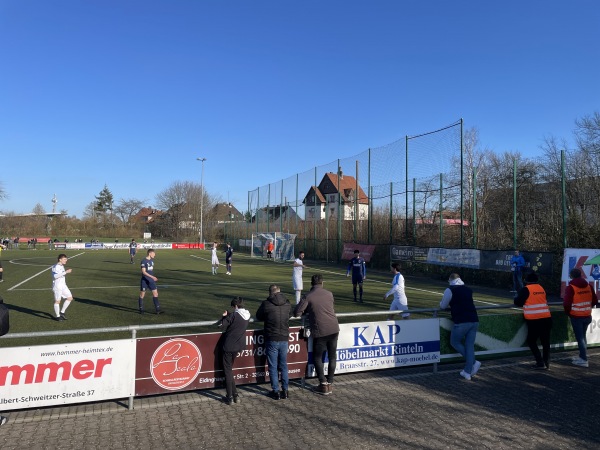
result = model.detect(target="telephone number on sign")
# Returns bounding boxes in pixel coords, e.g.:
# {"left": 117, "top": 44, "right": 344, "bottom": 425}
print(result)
{"left": 238, "top": 343, "right": 302, "bottom": 357}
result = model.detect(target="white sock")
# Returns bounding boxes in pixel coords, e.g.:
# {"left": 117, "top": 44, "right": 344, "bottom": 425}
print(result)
{"left": 61, "top": 300, "right": 72, "bottom": 314}
{"left": 54, "top": 304, "right": 60, "bottom": 317}
{"left": 295, "top": 291, "right": 301, "bottom": 304}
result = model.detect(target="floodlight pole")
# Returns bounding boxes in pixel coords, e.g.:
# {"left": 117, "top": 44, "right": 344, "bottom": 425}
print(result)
{"left": 197, "top": 157, "right": 207, "bottom": 248}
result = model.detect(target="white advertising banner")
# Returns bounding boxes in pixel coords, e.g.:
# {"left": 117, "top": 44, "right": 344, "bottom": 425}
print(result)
{"left": 427, "top": 248, "right": 480, "bottom": 269}
{"left": 561, "top": 248, "right": 600, "bottom": 296}
{"left": 64, "top": 242, "right": 87, "bottom": 250}
{"left": 310, "top": 319, "right": 440, "bottom": 377}
{"left": 0, "top": 340, "right": 135, "bottom": 411}
{"left": 138, "top": 243, "right": 173, "bottom": 249}
{"left": 588, "top": 309, "right": 600, "bottom": 345}
{"left": 62, "top": 242, "right": 174, "bottom": 250}
{"left": 101, "top": 243, "right": 132, "bottom": 249}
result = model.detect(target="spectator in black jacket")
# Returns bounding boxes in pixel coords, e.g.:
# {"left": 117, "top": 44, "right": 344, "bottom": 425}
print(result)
{"left": 256, "top": 285, "right": 291, "bottom": 400}
{"left": 219, "top": 297, "right": 251, "bottom": 405}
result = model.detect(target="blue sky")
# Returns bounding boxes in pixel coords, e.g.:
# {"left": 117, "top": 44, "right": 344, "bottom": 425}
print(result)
{"left": 1, "top": 1, "right": 599, "bottom": 218}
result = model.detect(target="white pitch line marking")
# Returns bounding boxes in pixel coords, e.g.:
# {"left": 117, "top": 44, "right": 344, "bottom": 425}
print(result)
{"left": 8, "top": 252, "right": 86, "bottom": 291}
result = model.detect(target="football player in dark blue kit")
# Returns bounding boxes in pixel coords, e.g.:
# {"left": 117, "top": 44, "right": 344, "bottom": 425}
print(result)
{"left": 346, "top": 249, "right": 366, "bottom": 303}
{"left": 224, "top": 242, "right": 233, "bottom": 275}
{"left": 138, "top": 249, "right": 163, "bottom": 315}
{"left": 129, "top": 239, "right": 138, "bottom": 264}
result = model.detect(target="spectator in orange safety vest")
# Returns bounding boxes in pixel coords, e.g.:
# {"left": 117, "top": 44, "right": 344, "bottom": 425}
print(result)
{"left": 514, "top": 272, "right": 552, "bottom": 369}
{"left": 563, "top": 268, "right": 598, "bottom": 368}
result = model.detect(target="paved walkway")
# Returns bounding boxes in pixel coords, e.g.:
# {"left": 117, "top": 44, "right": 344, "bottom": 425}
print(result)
{"left": 1, "top": 350, "right": 598, "bottom": 449}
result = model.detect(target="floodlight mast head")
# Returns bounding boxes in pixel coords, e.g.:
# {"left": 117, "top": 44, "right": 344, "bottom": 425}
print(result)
{"left": 196, "top": 157, "right": 207, "bottom": 247}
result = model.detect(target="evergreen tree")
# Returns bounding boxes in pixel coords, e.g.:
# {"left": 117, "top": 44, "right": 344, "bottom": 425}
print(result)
{"left": 95, "top": 184, "right": 114, "bottom": 212}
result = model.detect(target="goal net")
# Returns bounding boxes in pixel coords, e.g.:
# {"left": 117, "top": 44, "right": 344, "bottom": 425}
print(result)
{"left": 251, "top": 232, "right": 296, "bottom": 261}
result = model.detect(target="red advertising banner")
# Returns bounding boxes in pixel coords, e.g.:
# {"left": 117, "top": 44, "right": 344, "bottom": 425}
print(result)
{"left": 342, "top": 243, "right": 376, "bottom": 262}
{"left": 135, "top": 327, "right": 307, "bottom": 396}
{"left": 171, "top": 243, "right": 205, "bottom": 249}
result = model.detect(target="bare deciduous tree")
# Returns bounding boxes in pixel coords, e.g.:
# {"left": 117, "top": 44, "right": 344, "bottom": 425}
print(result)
{"left": 154, "top": 181, "right": 219, "bottom": 240}
{"left": 114, "top": 198, "right": 146, "bottom": 226}
{"left": 575, "top": 111, "right": 600, "bottom": 155}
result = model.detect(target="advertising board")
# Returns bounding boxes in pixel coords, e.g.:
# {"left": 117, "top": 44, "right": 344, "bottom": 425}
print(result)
{"left": 135, "top": 327, "right": 307, "bottom": 395}
{"left": 307, "top": 319, "right": 440, "bottom": 377}
{"left": 0, "top": 340, "right": 135, "bottom": 411}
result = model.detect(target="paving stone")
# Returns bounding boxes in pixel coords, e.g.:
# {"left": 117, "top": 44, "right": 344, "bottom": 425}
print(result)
{"left": 1, "top": 351, "right": 599, "bottom": 449}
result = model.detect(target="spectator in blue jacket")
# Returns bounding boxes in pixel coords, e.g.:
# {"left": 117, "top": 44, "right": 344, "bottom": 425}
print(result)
{"left": 510, "top": 250, "right": 526, "bottom": 292}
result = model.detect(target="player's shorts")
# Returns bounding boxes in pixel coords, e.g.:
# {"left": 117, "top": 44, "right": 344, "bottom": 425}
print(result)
{"left": 351, "top": 275, "right": 364, "bottom": 285}
{"left": 293, "top": 276, "right": 303, "bottom": 291}
{"left": 53, "top": 286, "right": 73, "bottom": 301}
{"left": 130, "top": 250, "right": 136, "bottom": 255}
{"left": 390, "top": 298, "right": 410, "bottom": 318}
{"left": 212, "top": 256, "right": 220, "bottom": 265}
{"left": 141, "top": 277, "right": 157, "bottom": 291}
{"left": 225, "top": 257, "right": 232, "bottom": 264}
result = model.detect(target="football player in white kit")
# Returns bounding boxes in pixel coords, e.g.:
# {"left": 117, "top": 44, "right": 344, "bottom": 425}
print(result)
{"left": 292, "top": 251, "right": 307, "bottom": 304}
{"left": 211, "top": 242, "right": 220, "bottom": 275}
{"left": 52, "top": 254, "right": 74, "bottom": 321}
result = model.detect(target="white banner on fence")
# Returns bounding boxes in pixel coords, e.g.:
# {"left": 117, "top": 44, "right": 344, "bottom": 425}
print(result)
{"left": 427, "top": 248, "right": 480, "bottom": 268}
{"left": 560, "top": 248, "right": 600, "bottom": 297}
{"left": 561, "top": 248, "right": 600, "bottom": 281}
{"left": 588, "top": 309, "right": 600, "bottom": 345}
{"left": 329, "top": 319, "right": 440, "bottom": 375}
{"left": 0, "top": 340, "right": 135, "bottom": 411}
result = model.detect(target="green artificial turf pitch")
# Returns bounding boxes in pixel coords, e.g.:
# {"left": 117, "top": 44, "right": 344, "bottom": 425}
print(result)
{"left": 0, "top": 248, "right": 521, "bottom": 346}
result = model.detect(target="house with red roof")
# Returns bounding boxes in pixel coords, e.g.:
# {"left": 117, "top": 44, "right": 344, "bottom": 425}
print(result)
{"left": 303, "top": 171, "right": 369, "bottom": 221}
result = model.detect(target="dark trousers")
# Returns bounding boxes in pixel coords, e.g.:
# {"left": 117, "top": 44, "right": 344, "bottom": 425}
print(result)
{"left": 313, "top": 333, "right": 339, "bottom": 384}
{"left": 352, "top": 284, "right": 363, "bottom": 300}
{"left": 512, "top": 270, "right": 523, "bottom": 291}
{"left": 526, "top": 318, "right": 552, "bottom": 366}
{"left": 222, "top": 351, "right": 238, "bottom": 398}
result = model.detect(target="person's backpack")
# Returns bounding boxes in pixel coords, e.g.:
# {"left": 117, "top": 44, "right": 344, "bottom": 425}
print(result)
{"left": 0, "top": 298, "right": 9, "bottom": 336}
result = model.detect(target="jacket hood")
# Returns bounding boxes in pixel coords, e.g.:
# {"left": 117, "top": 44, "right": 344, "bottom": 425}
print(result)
{"left": 569, "top": 277, "right": 589, "bottom": 288}
{"left": 267, "top": 292, "right": 288, "bottom": 306}
{"left": 235, "top": 308, "right": 251, "bottom": 320}
{"left": 449, "top": 278, "right": 465, "bottom": 286}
